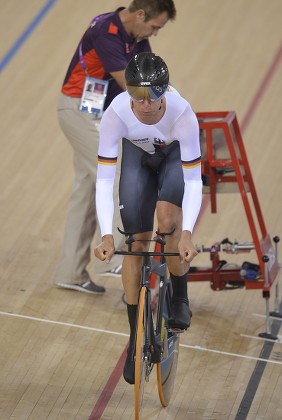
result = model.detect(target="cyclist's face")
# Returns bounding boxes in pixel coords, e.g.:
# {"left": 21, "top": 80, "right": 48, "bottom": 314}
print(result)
{"left": 131, "top": 97, "right": 163, "bottom": 122}
{"left": 133, "top": 11, "right": 169, "bottom": 39}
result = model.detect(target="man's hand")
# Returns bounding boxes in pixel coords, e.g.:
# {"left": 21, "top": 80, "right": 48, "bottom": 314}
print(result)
{"left": 94, "top": 234, "right": 115, "bottom": 263}
{"left": 178, "top": 230, "right": 198, "bottom": 264}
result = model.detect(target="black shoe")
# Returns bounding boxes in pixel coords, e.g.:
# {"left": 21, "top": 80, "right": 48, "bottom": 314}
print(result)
{"left": 168, "top": 298, "right": 192, "bottom": 331}
{"left": 123, "top": 345, "right": 135, "bottom": 384}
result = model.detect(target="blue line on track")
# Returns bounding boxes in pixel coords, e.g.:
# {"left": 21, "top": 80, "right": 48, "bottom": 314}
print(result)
{"left": 0, "top": 0, "right": 57, "bottom": 73}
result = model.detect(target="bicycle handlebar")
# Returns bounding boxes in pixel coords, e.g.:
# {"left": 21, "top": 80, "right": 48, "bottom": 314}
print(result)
{"left": 117, "top": 227, "right": 175, "bottom": 239}
{"left": 116, "top": 227, "right": 177, "bottom": 253}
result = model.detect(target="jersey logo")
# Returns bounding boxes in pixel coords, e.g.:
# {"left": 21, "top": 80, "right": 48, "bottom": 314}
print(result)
{"left": 108, "top": 22, "right": 118, "bottom": 34}
{"left": 154, "top": 138, "right": 166, "bottom": 146}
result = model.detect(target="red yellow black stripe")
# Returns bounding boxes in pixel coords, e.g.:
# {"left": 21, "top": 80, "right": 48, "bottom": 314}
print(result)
{"left": 98, "top": 155, "right": 118, "bottom": 165}
{"left": 182, "top": 156, "right": 201, "bottom": 169}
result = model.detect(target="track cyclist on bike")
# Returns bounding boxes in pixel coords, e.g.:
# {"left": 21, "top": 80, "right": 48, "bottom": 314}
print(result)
{"left": 94, "top": 52, "right": 202, "bottom": 384}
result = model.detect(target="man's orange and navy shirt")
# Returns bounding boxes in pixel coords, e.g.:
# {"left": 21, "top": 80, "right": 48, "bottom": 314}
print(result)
{"left": 61, "top": 7, "right": 151, "bottom": 110}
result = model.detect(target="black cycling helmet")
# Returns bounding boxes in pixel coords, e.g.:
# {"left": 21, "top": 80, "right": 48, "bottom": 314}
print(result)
{"left": 125, "top": 52, "right": 169, "bottom": 102}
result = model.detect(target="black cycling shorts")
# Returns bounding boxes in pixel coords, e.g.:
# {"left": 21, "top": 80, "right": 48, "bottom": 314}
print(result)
{"left": 119, "top": 138, "right": 184, "bottom": 233}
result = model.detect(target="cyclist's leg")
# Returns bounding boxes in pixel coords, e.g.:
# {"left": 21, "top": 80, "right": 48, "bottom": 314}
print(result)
{"left": 157, "top": 202, "right": 188, "bottom": 273}
{"left": 121, "top": 232, "right": 152, "bottom": 302}
{"left": 156, "top": 140, "right": 187, "bottom": 276}
{"left": 122, "top": 232, "right": 153, "bottom": 384}
{"left": 123, "top": 303, "right": 137, "bottom": 384}
{"left": 156, "top": 202, "right": 191, "bottom": 329}
{"left": 156, "top": 142, "right": 191, "bottom": 329}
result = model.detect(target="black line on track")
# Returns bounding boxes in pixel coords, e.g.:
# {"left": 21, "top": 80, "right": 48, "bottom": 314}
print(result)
{"left": 235, "top": 301, "right": 282, "bottom": 420}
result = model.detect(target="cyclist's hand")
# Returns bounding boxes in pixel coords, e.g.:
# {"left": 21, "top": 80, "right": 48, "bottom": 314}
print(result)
{"left": 178, "top": 230, "right": 198, "bottom": 264}
{"left": 94, "top": 234, "right": 115, "bottom": 263}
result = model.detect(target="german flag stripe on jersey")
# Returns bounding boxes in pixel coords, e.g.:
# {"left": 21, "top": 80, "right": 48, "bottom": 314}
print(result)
{"left": 98, "top": 155, "right": 118, "bottom": 166}
{"left": 182, "top": 156, "right": 201, "bottom": 169}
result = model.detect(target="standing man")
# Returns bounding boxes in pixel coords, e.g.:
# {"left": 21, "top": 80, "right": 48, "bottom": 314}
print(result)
{"left": 54, "top": 1, "right": 177, "bottom": 294}
{"left": 94, "top": 52, "right": 202, "bottom": 383}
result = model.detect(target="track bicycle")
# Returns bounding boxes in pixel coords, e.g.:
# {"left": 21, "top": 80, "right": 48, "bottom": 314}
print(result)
{"left": 115, "top": 229, "right": 183, "bottom": 420}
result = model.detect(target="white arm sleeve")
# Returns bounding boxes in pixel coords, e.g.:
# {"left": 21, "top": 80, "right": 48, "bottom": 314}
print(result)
{"left": 182, "top": 180, "right": 203, "bottom": 232}
{"left": 96, "top": 178, "right": 115, "bottom": 236}
{"left": 171, "top": 104, "right": 203, "bottom": 232}
{"left": 96, "top": 104, "right": 127, "bottom": 236}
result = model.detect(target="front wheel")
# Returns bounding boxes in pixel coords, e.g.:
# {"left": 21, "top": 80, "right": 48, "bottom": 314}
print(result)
{"left": 134, "top": 286, "right": 147, "bottom": 419}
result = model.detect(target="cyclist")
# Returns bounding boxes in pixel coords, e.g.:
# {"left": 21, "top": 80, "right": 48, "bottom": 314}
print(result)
{"left": 94, "top": 52, "right": 202, "bottom": 384}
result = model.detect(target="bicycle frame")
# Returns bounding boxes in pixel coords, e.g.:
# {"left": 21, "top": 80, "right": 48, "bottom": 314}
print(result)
{"left": 115, "top": 229, "right": 181, "bottom": 418}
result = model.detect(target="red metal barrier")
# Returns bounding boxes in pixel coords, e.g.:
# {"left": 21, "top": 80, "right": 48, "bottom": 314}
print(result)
{"left": 151, "top": 112, "right": 280, "bottom": 297}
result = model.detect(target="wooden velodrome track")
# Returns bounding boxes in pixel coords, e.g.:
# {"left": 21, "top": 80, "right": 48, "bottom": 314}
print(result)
{"left": 1, "top": 1, "right": 282, "bottom": 419}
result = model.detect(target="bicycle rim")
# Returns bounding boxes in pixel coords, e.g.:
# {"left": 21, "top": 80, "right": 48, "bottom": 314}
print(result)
{"left": 157, "top": 329, "right": 180, "bottom": 407}
{"left": 134, "top": 286, "right": 146, "bottom": 420}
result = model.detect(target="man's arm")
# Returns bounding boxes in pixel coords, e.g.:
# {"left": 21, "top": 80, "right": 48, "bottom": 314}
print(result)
{"left": 95, "top": 103, "right": 126, "bottom": 262}
{"left": 110, "top": 69, "right": 126, "bottom": 90}
{"left": 173, "top": 104, "right": 202, "bottom": 264}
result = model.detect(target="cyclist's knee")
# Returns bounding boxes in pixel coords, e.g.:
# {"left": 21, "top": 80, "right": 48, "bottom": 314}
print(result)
{"left": 157, "top": 211, "right": 182, "bottom": 236}
{"left": 130, "top": 232, "right": 152, "bottom": 252}
{"left": 131, "top": 240, "right": 149, "bottom": 253}
{"left": 158, "top": 220, "right": 181, "bottom": 237}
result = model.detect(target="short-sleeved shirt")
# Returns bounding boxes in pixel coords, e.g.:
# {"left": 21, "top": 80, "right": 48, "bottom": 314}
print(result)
{"left": 61, "top": 7, "right": 151, "bottom": 109}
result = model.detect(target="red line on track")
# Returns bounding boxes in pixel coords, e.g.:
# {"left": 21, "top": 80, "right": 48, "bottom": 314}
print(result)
{"left": 89, "top": 345, "right": 128, "bottom": 420}
{"left": 192, "top": 41, "right": 282, "bottom": 227}
{"left": 89, "top": 41, "right": 282, "bottom": 419}
{"left": 240, "top": 42, "right": 282, "bottom": 134}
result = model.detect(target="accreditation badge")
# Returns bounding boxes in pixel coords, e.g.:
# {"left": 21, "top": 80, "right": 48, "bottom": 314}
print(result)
{"left": 79, "top": 77, "right": 109, "bottom": 117}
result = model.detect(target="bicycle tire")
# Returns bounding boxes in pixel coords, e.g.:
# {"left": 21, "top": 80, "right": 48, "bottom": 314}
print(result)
{"left": 134, "top": 286, "right": 147, "bottom": 420}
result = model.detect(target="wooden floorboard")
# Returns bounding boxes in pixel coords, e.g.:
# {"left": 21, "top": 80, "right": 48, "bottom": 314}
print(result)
{"left": 0, "top": 0, "right": 282, "bottom": 419}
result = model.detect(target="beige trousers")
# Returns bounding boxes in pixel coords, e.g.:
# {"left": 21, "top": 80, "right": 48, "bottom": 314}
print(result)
{"left": 53, "top": 94, "right": 122, "bottom": 285}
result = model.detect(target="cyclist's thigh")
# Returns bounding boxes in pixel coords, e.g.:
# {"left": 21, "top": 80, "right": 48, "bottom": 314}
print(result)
{"left": 158, "top": 141, "right": 184, "bottom": 207}
{"left": 119, "top": 138, "right": 157, "bottom": 233}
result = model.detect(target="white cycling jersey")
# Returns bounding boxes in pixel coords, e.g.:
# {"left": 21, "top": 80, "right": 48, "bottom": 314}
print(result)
{"left": 96, "top": 90, "right": 202, "bottom": 236}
